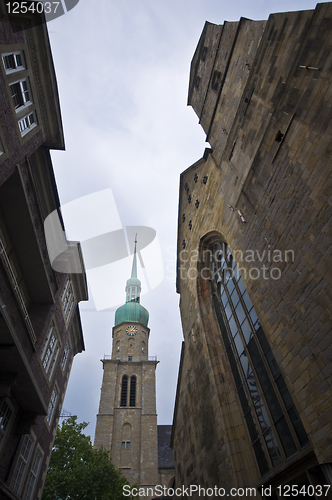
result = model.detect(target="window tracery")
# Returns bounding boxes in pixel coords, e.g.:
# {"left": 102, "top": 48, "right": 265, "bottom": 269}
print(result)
{"left": 204, "top": 238, "right": 308, "bottom": 475}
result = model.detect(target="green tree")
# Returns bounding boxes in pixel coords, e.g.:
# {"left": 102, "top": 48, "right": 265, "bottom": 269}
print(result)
{"left": 42, "top": 416, "right": 137, "bottom": 500}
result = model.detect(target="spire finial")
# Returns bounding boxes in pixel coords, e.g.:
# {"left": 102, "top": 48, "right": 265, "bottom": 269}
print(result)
{"left": 131, "top": 235, "right": 138, "bottom": 279}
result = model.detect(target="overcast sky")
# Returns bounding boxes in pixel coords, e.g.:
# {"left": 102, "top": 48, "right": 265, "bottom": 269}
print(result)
{"left": 48, "top": 0, "right": 324, "bottom": 438}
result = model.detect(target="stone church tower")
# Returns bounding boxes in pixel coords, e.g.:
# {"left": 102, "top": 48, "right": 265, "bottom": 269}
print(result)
{"left": 94, "top": 239, "right": 159, "bottom": 490}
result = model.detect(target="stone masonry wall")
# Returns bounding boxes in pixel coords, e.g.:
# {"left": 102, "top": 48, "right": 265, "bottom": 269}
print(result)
{"left": 173, "top": 2, "right": 332, "bottom": 496}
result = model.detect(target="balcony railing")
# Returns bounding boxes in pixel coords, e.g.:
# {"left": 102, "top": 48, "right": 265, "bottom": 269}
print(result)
{"left": 103, "top": 355, "right": 158, "bottom": 362}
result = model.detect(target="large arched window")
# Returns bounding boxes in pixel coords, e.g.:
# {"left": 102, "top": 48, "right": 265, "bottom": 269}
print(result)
{"left": 120, "top": 375, "right": 128, "bottom": 407}
{"left": 206, "top": 239, "right": 308, "bottom": 476}
{"left": 120, "top": 375, "right": 137, "bottom": 407}
{"left": 129, "top": 376, "right": 137, "bottom": 407}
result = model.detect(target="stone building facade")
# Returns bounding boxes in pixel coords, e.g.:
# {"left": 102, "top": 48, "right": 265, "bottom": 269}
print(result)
{"left": 0, "top": 7, "right": 87, "bottom": 500}
{"left": 172, "top": 3, "right": 332, "bottom": 498}
{"left": 94, "top": 242, "right": 175, "bottom": 497}
{"left": 95, "top": 240, "right": 175, "bottom": 496}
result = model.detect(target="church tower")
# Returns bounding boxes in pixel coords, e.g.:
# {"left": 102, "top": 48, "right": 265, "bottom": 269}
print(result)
{"left": 94, "top": 238, "right": 159, "bottom": 489}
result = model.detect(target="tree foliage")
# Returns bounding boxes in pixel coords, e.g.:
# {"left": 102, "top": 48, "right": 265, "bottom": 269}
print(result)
{"left": 42, "top": 416, "right": 136, "bottom": 500}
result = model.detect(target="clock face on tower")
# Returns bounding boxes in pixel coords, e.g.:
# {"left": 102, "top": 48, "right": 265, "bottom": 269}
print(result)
{"left": 126, "top": 325, "right": 138, "bottom": 336}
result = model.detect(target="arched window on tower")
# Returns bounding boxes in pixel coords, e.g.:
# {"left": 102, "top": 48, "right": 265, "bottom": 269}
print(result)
{"left": 203, "top": 238, "right": 308, "bottom": 476}
{"left": 129, "top": 376, "right": 136, "bottom": 407}
{"left": 120, "top": 375, "right": 128, "bottom": 407}
{"left": 121, "top": 423, "right": 131, "bottom": 467}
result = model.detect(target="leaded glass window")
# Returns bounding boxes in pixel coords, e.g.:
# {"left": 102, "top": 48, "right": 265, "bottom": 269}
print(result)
{"left": 208, "top": 241, "right": 308, "bottom": 475}
{"left": 129, "top": 376, "right": 136, "bottom": 407}
{"left": 120, "top": 375, "right": 128, "bottom": 407}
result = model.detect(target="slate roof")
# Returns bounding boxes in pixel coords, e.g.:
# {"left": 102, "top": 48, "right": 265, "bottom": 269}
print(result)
{"left": 157, "top": 425, "right": 174, "bottom": 469}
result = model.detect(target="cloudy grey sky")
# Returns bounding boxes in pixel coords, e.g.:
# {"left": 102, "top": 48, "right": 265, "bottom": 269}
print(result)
{"left": 48, "top": 0, "right": 323, "bottom": 438}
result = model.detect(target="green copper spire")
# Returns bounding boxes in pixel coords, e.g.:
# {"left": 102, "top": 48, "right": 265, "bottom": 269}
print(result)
{"left": 130, "top": 235, "right": 138, "bottom": 279}
{"left": 114, "top": 236, "right": 149, "bottom": 327}
{"left": 125, "top": 235, "right": 141, "bottom": 304}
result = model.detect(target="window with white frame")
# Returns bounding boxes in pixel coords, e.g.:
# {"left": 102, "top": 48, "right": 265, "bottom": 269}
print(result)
{"left": 61, "top": 341, "right": 70, "bottom": 370}
{"left": 9, "top": 79, "right": 31, "bottom": 110}
{"left": 41, "top": 322, "right": 60, "bottom": 380}
{"left": 61, "top": 279, "right": 74, "bottom": 324}
{"left": 18, "top": 112, "right": 37, "bottom": 136}
{"left": 23, "top": 448, "right": 42, "bottom": 500}
{"left": 2, "top": 51, "right": 25, "bottom": 73}
{"left": 46, "top": 386, "right": 58, "bottom": 425}
{"left": 12, "top": 435, "right": 33, "bottom": 494}
{"left": 0, "top": 400, "right": 14, "bottom": 451}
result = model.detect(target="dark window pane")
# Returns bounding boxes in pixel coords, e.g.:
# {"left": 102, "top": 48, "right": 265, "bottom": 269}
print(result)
{"left": 275, "top": 376, "right": 293, "bottom": 409}
{"left": 264, "top": 429, "right": 283, "bottom": 467}
{"left": 249, "top": 307, "right": 258, "bottom": 326}
{"left": 231, "top": 287, "right": 240, "bottom": 307}
{"left": 256, "top": 403, "right": 271, "bottom": 433}
{"left": 15, "top": 54, "right": 22, "bottom": 67}
{"left": 242, "top": 290, "right": 253, "bottom": 312}
{"left": 247, "top": 338, "right": 261, "bottom": 366}
{"left": 4, "top": 54, "right": 15, "bottom": 69}
{"left": 253, "top": 440, "right": 270, "bottom": 476}
{"left": 255, "top": 360, "right": 271, "bottom": 393}
{"left": 226, "top": 276, "right": 235, "bottom": 295}
{"left": 238, "top": 385, "right": 250, "bottom": 413}
{"left": 235, "top": 301, "right": 246, "bottom": 325}
{"left": 221, "top": 291, "right": 227, "bottom": 306}
{"left": 265, "top": 349, "right": 281, "bottom": 378}
{"left": 253, "top": 319, "right": 261, "bottom": 331}
{"left": 213, "top": 296, "right": 227, "bottom": 339}
{"left": 264, "top": 386, "right": 283, "bottom": 422}
{"left": 129, "top": 376, "right": 136, "bottom": 406}
{"left": 120, "top": 375, "right": 128, "bottom": 407}
{"left": 233, "top": 333, "right": 243, "bottom": 356}
{"left": 10, "top": 82, "right": 23, "bottom": 108}
{"left": 224, "top": 302, "right": 232, "bottom": 319}
{"left": 275, "top": 416, "right": 297, "bottom": 457}
{"left": 238, "top": 277, "right": 246, "bottom": 294}
{"left": 245, "top": 410, "right": 259, "bottom": 442}
{"left": 256, "top": 327, "right": 270, "bottom": 353}
{"left": 239, "top": 351, "right": 249, "bottom": 376}
{"left": 287, "top": 406, "right": 309, "bottom": 446}
{"left": 228, "top": 316, "right": 237, "bottom": 336}
{"left": 241, "top": 319, "right": 253, "bottom": 344}
{"left": 247, "top": 371, "right": 259, "bottom": 401}
{"left": 228, "top": 348, "right": 242, "bottom": 389}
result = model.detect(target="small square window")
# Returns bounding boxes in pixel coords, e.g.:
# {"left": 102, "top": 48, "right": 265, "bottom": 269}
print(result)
{"left": 18, "top": 112, "right": 37, "bottom": 136}
{"left": 2, "top": 51, "right": 25, "bottom": 73}
{"left": 10, "top": 79, "right": 31, "bottom": 110}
